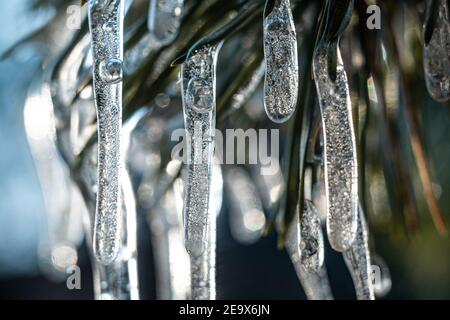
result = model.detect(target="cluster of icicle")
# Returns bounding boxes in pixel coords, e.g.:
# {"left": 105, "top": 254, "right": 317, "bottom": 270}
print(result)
{"left": 84, "top": 0, "right": 382, "bottom": 300}
{"left": 177, "top": 0, "right": 374, "bottom": 300}
{"left": 31, "top": 0, "right": 450, "bottom": 300}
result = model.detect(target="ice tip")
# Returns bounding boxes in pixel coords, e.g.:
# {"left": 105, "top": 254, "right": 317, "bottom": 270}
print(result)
{"left": 265, "top": 109, "right": 295, "bottom": 124}
{"left": 93, "top": 247, "right": 120, "bottom": 265}
{"left": 327, "top": 228, "right": 356, "bottom": 252}
{"left": 93, "top": 236, "right": 121, "bottom": 265}
{"left": 184, "top": 234, "right": 207, "bottom": 257}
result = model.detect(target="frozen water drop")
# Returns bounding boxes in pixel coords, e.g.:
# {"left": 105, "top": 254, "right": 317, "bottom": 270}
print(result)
{"left": 313, "top": 42, "right": 358, "bottom": 252}
{"left": 100, "top": 58, "right": 123, "bottom": 84}
{"left": 263, "top": 0, "right": 298, "bottom": 123}
{"left": 424, "top": 0, "right": 450, "bottom": 102}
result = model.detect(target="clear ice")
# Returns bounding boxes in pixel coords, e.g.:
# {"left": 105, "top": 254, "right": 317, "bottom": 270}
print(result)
{"left": 152, "top": 187, "right": 191, "bottom": 299}
{"left": 80, "top": 143, "right": 139, "bottom": 300}
{"left": 148, "top": 0, "right": 184, "bottom": 45}
{"left": 88, "top": 0, "right": 125, "bottom": 265}
{"left": 424, "top": 0, "right": 450, "bottom": 102}
{"left": 313, "top": 42, "right": 358, "bottom": 252}
{"left": 300, "top": 200, "right": 324, "bottom": 272}
{"left": 24, "top": 71, "right": 84, "bottom": 278}
{"left": 225, "top": 167, "right": 265, "bottom": 244}
{"left": 372, "top": 255, "right": 392, "bottom": 298}
{"left": 263, "top": 0, "right": 298, "bottom": 123}
{"left": 95, "top": 169, "right": 139, "bottom": 300}
{"left": 286, "top": 200, "right": 333, "bottom": 300}
{"left": 343, "top": 206, "right": 374, "bottom": 300}
{"left": 181, "top": 43, "right": 222, "bottom": 299}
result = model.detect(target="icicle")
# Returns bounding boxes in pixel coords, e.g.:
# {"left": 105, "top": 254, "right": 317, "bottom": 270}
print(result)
{"left": 181, "top": 43, "right": 222, "bottom": 299}
{"left": 95, "top": 169, "right": 139, "bottom": 300}
{"left": 231, "top": 62, "right": 265, "bottom": 111}
{"left": 225, "top": 167, "right": 265, "bottom": 244}
{"left": 24, "top": 72, "right": 84, "bottom": 279}
{"left": 56, "top": 34, "right": 92, "bottom": 109}
{"left": 343, "top": 206, "right": 374, "bottom": 300}
{"left": 171, "top": 177, "right": 193, "bottom": 299}
{"left": 149, "top": 185, "right": 191, "bottom": 300}
{"left": 79, "top": 143, "right": 139, "bottom": 300}
{"left": 263, "top": 0, "right": 298, "bottom": 123}
{"left": 189, "top": 162, "right": 222, "bottom": 300}
{"left": 313, "top": 42, "right": 358, "bottom": 252}
{"left": 293, "top": 265, "right": 334, "bottom": 300}
{"left": 88, "top": 0, "right": 125, "bottom": 265}
{"left": 300, "top": 201, "right": 324, "bottom": 272}
{"left": 311, "top": 180, "right": 327, "bottom": 224}
{"left": 286, "top": 201, "right": 333, "bottom": 300}
{"left": 372, "top": 255, "right": 392, "bottom": 298}
{"left": 123, "top": 108, "right": 195, "bottom": 300}
{"left": 252, "top": 161, "right": 284, "bottom": 212}
{"left": 423, "top": 0, "right": 450, "bottom": 102}
{"left": 148, "top": 0, "right": 184, "bottom": 45}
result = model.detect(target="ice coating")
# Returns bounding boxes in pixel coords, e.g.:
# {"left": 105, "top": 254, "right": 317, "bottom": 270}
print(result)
{"left": 181, "top": 44, "right": 222, "bottom": 299}
{"left": 313, "top": 42, "right": 358, "bottom": 252}
{"left": 181, "top": 44, "right": 221, "bottom": 257}
{"left": 286, "top": 202, "right": 333, "bottom": 300}
{"left": 88, "top": 0, "right": 125, "bottom": 265}
{"left": 343, "top": 206, "right": 375, "bottom": 300}
{"left": 263, "top": 0, "right": 298, "bottom": 123}
{"left": 424, "top": 0, "right": 450, "bottom": 102}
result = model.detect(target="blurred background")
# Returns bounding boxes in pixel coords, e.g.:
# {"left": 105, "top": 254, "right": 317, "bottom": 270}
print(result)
{"left": 1, "top": 0, "right": 450, "bottom": 299}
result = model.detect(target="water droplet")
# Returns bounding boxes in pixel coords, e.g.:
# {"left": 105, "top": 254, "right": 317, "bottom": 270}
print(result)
{"left": 100, "top": 58, "right": 123, "bottom": 84}
{"left": 155, "top": 92, "right": 171, "bottom": 108}
{"left": 186, "top": 79, "right": 214, "bottom": 113}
